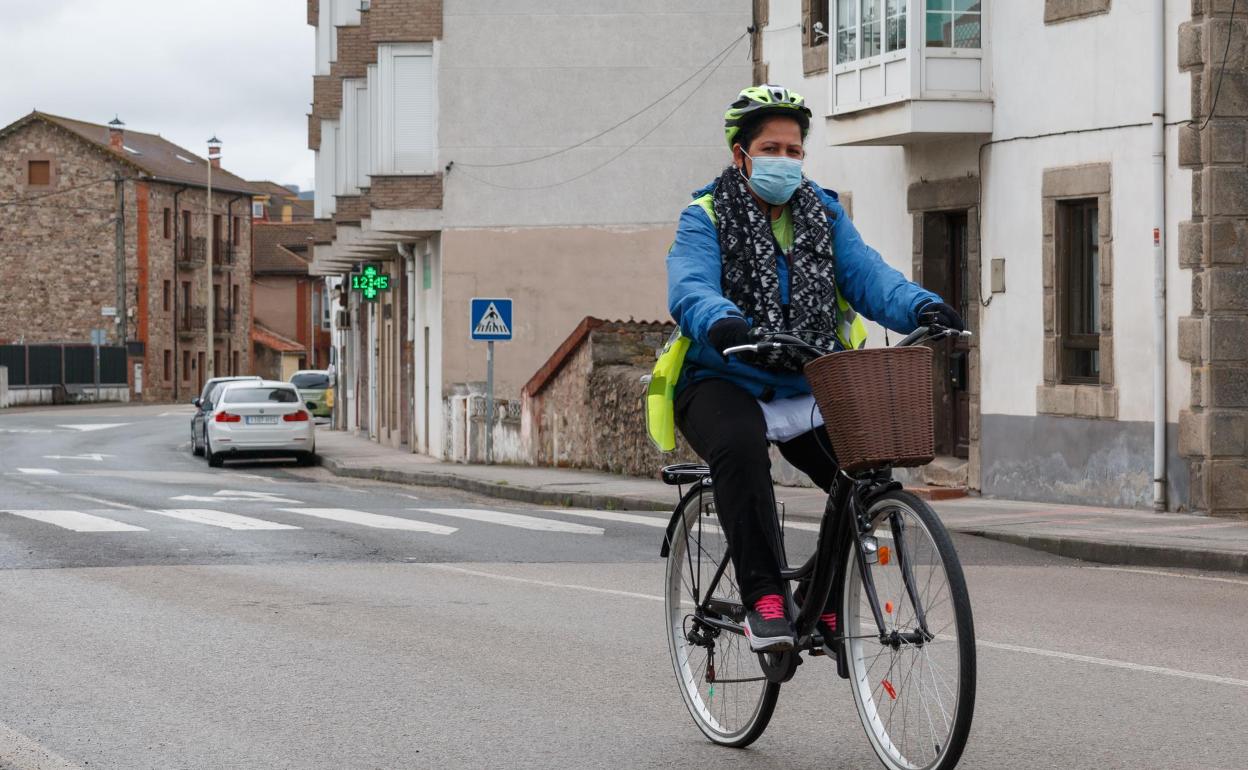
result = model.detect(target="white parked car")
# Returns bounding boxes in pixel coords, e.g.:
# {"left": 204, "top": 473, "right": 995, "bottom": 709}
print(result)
{"left": 203, "top": 380, "right": 316, "bottom": 468}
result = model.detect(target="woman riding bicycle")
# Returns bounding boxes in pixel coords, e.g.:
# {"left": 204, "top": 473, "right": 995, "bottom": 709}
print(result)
{"left": 666, "top": 85, "right": 965, "bottom": 653}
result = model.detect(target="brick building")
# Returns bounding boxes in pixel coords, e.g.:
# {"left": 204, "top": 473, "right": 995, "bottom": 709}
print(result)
{"left": 251, "top": 218, "right": 334, "bottom": 380}
{"left": 0, "top": 112, "right": 261, "bottom": 403}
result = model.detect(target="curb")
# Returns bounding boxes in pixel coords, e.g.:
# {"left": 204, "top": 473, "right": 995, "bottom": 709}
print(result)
{"left": 957, "top": 528, "right": 1248, "bottom": 574}
{"left": 321, "top": 457, "right": 674, "bottom": 512}
{"left": 320, "top": 456, "right": 1248, "bottom": 575}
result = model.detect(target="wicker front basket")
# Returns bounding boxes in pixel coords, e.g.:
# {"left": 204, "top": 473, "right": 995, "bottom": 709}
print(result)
{"left": 803, "top": 346, "right": 935, "bottom": 473}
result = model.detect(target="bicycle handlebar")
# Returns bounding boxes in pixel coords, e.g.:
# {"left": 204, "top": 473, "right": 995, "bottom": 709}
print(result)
{"left": 723, "top": 325, "right": 972, "bottom": 359}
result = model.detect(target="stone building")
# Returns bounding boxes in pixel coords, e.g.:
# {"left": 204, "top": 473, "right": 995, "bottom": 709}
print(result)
{"left": 748, "top": 0, "right": 1246, "bottom": 515}
{"left": 303, "top": 0, "right": 750, "bottom": 455}
{"left": 0, "top": 112, "right": 260, "bottom": 402}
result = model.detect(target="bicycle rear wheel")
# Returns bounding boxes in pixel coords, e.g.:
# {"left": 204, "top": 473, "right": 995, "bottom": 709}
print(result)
{"left": 843, "top": 491, "right": 976, "bottom": 770}
{"left": 665, "top": 487, "right": 779, "bottom": 747}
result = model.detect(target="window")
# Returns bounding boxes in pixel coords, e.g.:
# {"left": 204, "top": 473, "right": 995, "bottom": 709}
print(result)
{"left": 252, "top": 200, "right": 265, "bottom": 219}
{"left": 232, "top": 217, "right": 241, "bottom": 246}
{"left": 1057, "top": 199, "right": 1100, "bottom": 384}
{"left": 925, "top": 0, "right": 981, "bottom": 49}
{"left": 182, "top": 210, "right": 192, "bottom": 257}
{"left": 164, "top": 349, "right": 172, "bottom": 381}
{"left": 163, "top": 280, "right": 171, "bottom": 312}
{"left": 163, "top": 208, "right": 172, "bottom": 239}
{"left": 378, "top": 44, "right": 435, "bottom": 175}
{"left": 232, "top": 351, "right": 240, "bottom": 377}
{"left": 232, "top": 285, "right": 240, "bottom": 316}
{"left": 837, "top": 0, "right": 911, "bottom": 64}
{"left": 181, "top": 281, "right": 191, "bottom": 324}
{"left": 27, "top": 160, "right": 51, "bottom": 186}
{"left": 182, "top": 350, "right": 191, "bottom": 381}
{"left": 809, "top": 0, "right": 830, "bottom": 47}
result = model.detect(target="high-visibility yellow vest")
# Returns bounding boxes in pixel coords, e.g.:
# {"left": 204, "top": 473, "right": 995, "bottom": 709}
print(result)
{"left": 644, "top": 329, "right": 690, "bottom": 453}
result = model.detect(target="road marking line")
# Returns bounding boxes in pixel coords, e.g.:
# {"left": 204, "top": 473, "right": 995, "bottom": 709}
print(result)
{"left": 2, "top": 509, "right": 147, "bottom": 533}
{"left": 440, "top": 566, "right": 1247, "bottom": 689}
{"left": 149, "top": 509, "right": 301, "bottom": 531}
{"left": 17, "top": 468, "right": 59, "bottom": 475}
{"left": 418, "top": 508, "right": 603, "bottom": 535}
{"left": 171, "top": 490, "right": 302, "bottom": 504}
{"left": 1092, "top": 566, "right": 1248, "bottom": 586}
{"left": 278, "top": 508, "right": 456, "bottom": 534}
{"left": 57, "top": 423, "right": 130, "bottom": 432}
{"left": 974, "top": 639, "right": 1248, "bottom": 689}
{"left": 67, "top": 494, "right": 138, "bottom": 510}
{"left": 424, "top": 565, "right": 663, "bottom": 602}
{"left": 543, "top": 509, "right": 669, "bottom": 528}
{"left": 43, "top": 454, "right": 111, "bottom": 461}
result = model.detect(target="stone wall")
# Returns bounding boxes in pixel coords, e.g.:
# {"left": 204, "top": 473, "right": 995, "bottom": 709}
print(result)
{"left": 1177, "top": 1, "right": 1248, "bottom": 516}
{"left": 525, "top": 323, "right": 698, "bottom": 478}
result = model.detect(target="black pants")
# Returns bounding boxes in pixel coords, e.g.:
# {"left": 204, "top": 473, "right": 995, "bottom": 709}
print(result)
{"left": 675, "top": 377, "right": 838, "bottom": 608}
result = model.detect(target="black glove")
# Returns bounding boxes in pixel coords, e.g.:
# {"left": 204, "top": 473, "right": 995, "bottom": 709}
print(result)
{"left": 917, "top": 301, "right": 965, "bottom": 332}
{"left": 707, "top": 316, "right": 751, "bottom": 358}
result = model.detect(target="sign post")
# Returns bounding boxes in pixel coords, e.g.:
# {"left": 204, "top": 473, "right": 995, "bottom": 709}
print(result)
{"left": 90, "top": 328, "right": 107, "bottom": 401}
{"left": 469, "top": 298, "right": 513, "bottom": 464}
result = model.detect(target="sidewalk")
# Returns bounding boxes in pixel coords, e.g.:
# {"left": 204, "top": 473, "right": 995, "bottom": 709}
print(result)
{"left": 316, "top": 429, "right": 1248, "bottom": 574}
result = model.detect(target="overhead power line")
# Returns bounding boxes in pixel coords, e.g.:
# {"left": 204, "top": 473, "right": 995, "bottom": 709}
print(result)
{"left": 449, "top": 30, "right": 748, "bottom": 171}
{"left": 451, "top": 33, "right": 746, "bottom": 191}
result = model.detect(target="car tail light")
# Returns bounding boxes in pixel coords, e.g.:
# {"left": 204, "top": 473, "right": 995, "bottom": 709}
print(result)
{"left": 284, "top": 410, "right": 310, "bottom": 422}
{"left": 215, "top": 411, "right": 242, "bottom": 423}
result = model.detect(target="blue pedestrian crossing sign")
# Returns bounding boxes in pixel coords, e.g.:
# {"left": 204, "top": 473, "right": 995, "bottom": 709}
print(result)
{"left": 470, "top": 298, "right": 513, "bottom": 341}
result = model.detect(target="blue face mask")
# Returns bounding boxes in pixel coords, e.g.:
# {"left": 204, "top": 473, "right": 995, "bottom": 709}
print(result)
{"left": 742, "top": 154, "right": 803, "bottom": 205}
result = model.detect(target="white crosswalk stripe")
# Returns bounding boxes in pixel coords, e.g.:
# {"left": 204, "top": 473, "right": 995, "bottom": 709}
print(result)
{"left": 418, "top": 508, "right": 603, "bottom": 535}
{"left": 3, "top": 509, "right": 147, "bottom": 533}
{"left": 542, "top": 509, "right": 669, "bottom": 528}
{"left": 278, "top": 508, "right": 457, "bottom": 534}
{"left": 17, "top": 468, "right": 59, "bottom": 475}
{"left": 148, "top": 509, "right": 300, "bottom": 531}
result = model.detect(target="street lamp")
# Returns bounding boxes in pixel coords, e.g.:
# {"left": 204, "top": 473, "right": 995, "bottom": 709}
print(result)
{"left": 206, "top": 135, "right": 221, "bottom": 379}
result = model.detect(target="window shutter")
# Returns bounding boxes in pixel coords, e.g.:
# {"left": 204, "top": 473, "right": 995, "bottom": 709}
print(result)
{"left": 392, "top": 54, "right": 434, "bottom": 173}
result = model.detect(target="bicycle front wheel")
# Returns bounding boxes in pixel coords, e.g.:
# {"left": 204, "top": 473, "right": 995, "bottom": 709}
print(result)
{"left": 665, "top": 486, "right": 779, "bottom": 747}
{"left": 843, "top": 491, "right": 976, "bottom": 770}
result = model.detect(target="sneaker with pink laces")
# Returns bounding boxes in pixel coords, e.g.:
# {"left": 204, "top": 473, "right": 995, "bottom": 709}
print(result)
{"left": 743, "top": 594, "right": 795, "bottom": 652}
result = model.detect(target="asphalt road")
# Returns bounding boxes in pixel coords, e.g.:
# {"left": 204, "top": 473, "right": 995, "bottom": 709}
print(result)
{"left": 1, "top": 404, "right": 1245, "bottom": 769}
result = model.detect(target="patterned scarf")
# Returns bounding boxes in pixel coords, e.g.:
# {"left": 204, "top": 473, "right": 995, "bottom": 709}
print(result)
{"left": 712, "top": 165, "right": 841, "bottom": 372}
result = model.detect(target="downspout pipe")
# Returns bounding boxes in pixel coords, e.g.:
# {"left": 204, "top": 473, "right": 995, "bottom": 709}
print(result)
{"left": 1152, "top": 0, "right": 1168, "bottom": 511}
{"left": 171, "top": 185, "right": 189, "bottom": 402}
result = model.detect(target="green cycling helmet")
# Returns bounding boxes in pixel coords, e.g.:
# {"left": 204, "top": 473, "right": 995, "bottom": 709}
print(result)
{"left": 723, "top": 85, "right": 812, "bottom": 149}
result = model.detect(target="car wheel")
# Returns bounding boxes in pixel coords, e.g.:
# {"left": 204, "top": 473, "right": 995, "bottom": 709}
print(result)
{"left": 206, "top": 436, "right": 223, "bottom": 468}
{"left": 296, "top": 451, "right": 316, "bottom": 467}
{"left": 191, "top": 428, "right": 204, "bottom": 457}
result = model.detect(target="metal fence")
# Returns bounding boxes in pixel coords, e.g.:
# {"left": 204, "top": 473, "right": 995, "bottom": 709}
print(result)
{"left": 0, "top": 344, "right": 127, "bottom": 387}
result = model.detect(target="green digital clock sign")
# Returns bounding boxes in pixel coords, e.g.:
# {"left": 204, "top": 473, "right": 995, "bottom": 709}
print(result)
{"left": 351, "top": 264, "right": 391, "bottom": 301}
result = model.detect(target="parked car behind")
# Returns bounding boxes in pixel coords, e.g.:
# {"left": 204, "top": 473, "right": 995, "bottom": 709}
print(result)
{"left": 190, "top": 375, "right": 261, "bottom": 456}
{"left": 290, "top": 369, "right": 333, "bottom": 419}
{"left": 203, "top": 380, "right": 316, "bottom": 468}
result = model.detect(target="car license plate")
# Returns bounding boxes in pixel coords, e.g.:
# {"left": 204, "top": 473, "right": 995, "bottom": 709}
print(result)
{"left": 246, "top": 416, "right": 279, "bottom": 425}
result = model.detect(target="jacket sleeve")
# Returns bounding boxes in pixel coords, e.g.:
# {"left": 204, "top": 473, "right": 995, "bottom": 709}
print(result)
{"left": 667, "top": 204, "right": 744, "bottom": 344}
{"left": 827, "top": 199, "right": 940, "bottom": 333}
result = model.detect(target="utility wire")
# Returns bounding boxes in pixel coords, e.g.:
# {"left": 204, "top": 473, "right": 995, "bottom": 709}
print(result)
{"left": 0, "top": 176, "right": 119, "bottom": 207}
{"left": 452, "top": 34, "right": 744, "bottom": 192}
{"left": 1195, "top": 0, "right": 1238, "bottom": 131}
{"left": 449, "top": 31, "right": 747, "bottom": 170}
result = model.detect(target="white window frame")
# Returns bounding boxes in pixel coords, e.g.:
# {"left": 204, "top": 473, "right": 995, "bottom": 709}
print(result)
{"left": 830, "top": 0, "right": 988, "bottom": 116}
{"left": 377, "top": 42, "right": 438, "bottom": 176}
{"left": 341, "top": 78, "right": 371, "bottom": 193}
{"left": 315, "top": 119, "right": 339, "bottom": 218}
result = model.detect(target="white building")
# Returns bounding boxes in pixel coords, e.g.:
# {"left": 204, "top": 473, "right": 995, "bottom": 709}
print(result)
{"left": 757, "top": 0, "right": 1247, "bottom": 515}
{"left": 306, "top": 0, "right": 750, "bottom": 461}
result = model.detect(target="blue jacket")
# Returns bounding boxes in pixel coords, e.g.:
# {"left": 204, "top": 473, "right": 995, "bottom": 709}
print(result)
{"left": 667, "top": 180, "right": 941, "bottom": 399}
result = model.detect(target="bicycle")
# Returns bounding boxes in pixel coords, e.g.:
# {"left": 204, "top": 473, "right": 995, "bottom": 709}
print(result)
{"left": 659, "top": 324, "right": 977, "bottom": 770}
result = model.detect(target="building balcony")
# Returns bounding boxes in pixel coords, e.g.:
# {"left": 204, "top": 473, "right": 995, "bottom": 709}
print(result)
{"left": 213, "top": 306, "right": 235, "bottom": 336}
{"left": 212, "top": 240, "right": 235, "bottom": 270}
{"left": 826, "top": 0, "right": 991, "bottom": 146}
{"left": 177, "top": 237, "right": 207, "bottom": 270}
{"left": 177, "top": 306, "right": 207, "bottom": 337}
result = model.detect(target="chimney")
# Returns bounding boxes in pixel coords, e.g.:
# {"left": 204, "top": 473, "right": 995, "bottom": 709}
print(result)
{"left": 107, "top": 116, "right": 124, "bottom": 152}
{"left": 207, "top": 135, "right": 222, "bottom": 169}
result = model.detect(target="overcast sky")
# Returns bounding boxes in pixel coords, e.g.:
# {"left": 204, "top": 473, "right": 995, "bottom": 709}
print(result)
{"left": 0, "top": 0, "right": 314, "bottom": 191}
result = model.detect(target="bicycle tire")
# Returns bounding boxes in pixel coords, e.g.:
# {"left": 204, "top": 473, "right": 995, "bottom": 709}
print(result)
{"left": 842, "top": 491, "right": 976, "bottom": 770}
{"left": 665, "top": 486, "right": 780, "bottom": 747}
